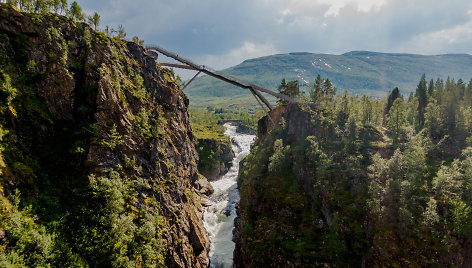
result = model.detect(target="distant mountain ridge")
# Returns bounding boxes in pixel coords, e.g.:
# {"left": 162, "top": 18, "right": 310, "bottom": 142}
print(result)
{"left": 184, "top": 51, "right": 472, "bottom": 106}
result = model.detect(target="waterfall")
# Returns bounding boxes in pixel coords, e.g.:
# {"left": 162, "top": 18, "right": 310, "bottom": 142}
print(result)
{"left": 203, "top": 124, "right": 255, "bottom": 268}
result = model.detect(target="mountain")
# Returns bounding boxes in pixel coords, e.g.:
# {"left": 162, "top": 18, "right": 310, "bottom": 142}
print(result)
{"left": 185, "top": 51, "right": 472, "bottom": 106}
{"left": 0, "top": 4, "right": 211, "bottom": 267}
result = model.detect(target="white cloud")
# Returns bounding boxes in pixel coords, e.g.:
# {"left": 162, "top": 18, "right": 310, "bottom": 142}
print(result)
{"left": 399, "top": 20, "right": 472, "bottom": 54}
{"left": 197, "top": 41, "right": 279, "bottom": 70}
{"left": 321, "top": 0, "right": 388, "bottom": 17}
{"left": 273, "top": 0, "right": 389, "bottom": 17}
{"left": 79, "top": 0, "right": 472, "bottom": 69}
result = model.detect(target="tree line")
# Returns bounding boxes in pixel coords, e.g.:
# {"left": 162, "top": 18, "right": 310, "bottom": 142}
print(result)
{"left": 2, "top": 0, "right": 137, "bottom": 40}
{"left": 4, "top": 0, "right": 100, "bottom": 28}
{"left": 251, "top": 74, "right": 472, "bottom": 265}
{"left": 277, "top": 74, "right": 472, "bottom": 149}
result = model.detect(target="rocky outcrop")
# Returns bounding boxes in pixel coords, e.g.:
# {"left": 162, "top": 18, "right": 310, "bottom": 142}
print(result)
{"left": 234, "top": 102, "right": 472, "bottom": 267}
{"left": 236, "top": 124, "right": 256, "bottom": 135}
{"left": 233, "top": 105, "right": 315, "bottom": 267}
{"left": 196, "top": 138, "right": 234, "bottom": 181}
{"left": 0, "top": 4, "right": 210, "bottom": 267}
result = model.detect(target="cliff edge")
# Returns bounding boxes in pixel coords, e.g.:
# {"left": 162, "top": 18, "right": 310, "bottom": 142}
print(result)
{"left": 0, "top": 4, "right": 211, "bottom": 267}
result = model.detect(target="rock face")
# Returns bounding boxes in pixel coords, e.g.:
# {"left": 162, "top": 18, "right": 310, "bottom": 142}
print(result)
{"left": 234, "top": 103, "right": 472, "bottom": 267}
{"left": 196, "top": 138, "right": 234, "bottom": 181}
{"left": 236, "top": 124, "right": 256, "bottom": 135}
{"left": 0, "top": 4, "right": 210, "bottom": 267}
{"left": 233, "top": 105, "right": 316, "bottom": 267}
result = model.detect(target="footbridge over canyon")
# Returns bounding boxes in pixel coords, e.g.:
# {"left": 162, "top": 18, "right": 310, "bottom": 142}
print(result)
{"left": 145, "top": 45, "right": 297, "bottom": 111}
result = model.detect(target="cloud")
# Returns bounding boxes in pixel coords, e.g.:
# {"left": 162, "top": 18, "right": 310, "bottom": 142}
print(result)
{"left": 197, "top": 41, "right": 279, "bottom": 70}
{"left": 318, "top": 0, "right": 388, "bottom": 17}
{"left": 77, "top": 0, "right": 472, "bottom": 75}
{"left": 398, "top": 19, "right": 472, "bottom": 54}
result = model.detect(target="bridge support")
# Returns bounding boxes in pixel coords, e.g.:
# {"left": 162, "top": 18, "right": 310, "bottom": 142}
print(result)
{"left": 145, "top": 44, "right": 297, "bottom": 112}
{"left": 181, "top": 70, "right": 201, "bottom": 91}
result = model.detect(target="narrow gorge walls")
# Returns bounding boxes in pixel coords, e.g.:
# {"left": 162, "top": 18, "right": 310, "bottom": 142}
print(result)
{"left": 0, "top": 4, "right": 211, "bottom": 267}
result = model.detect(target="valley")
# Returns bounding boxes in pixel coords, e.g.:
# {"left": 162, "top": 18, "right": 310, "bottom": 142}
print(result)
{"left": 1, "top": 1, "right": 472, "bottom": 267}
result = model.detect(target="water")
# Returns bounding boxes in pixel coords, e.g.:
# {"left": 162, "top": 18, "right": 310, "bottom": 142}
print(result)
{"left": 203, "top": 124, "right": 255, "bottom": 268}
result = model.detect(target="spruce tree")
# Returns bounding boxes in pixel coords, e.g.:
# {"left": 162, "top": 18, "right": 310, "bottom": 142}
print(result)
{"left": 277, "top": 79, "right": 287, "bottom": 105}
{"left": 428, "top": 79, "right": 434, "bottom": 97}
{"left": 387, "top": 98, "right": 407, "bottom": 145}
{"left": 435, "top": 78, "right": 444, "bottom": 103}
{"left": 277, "top": 80, "right": 299, "bottom": 105}
{"left": 383, "top": 87, "right": 401, "bottom": 125}
{"left": 415, "top": 74, "right": 427, "bottom": 131}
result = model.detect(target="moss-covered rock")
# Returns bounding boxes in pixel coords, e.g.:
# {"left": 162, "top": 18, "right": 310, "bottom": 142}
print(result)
{"left": 0, "top": 4, "right": 211, "bottom": 267}
{"left": 196, "top": 138, "right": 234, "bottom": 181}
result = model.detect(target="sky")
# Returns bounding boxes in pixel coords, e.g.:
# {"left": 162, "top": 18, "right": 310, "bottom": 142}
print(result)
{"left": 78, "top": 0, "right": 472, "bottom": 78}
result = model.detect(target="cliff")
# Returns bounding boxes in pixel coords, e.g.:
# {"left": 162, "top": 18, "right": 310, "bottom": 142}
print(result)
{"left": 234, "top": 103, "right": 472, "bottom": 267}
{"left": 0, "top": 4, "right": 211, "bottom": 267}
{"left": 196, "top": 138, "right": 234, "bottom": 181}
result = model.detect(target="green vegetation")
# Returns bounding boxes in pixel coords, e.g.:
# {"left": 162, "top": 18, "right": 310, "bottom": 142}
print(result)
{"left": 189, "top": 106, "right": 264, "bottom": 178}
{"left": 189, "top": 107, "right": 227, "bottom": 142}
{"left": 5, "top": 0, "right": 129, "bottom": 42}
{"left": 68, "top": 1, "right": 83, "bottom": 21}
{"left": 189, "top": 107, "right": 231, "bottom": 178}
{"left": 237, "top": 75, "right": 472, "bottom": 266}
{"left": 87, "top": 12, "right": 100, "bottom": 30}
{"left": 186, "top": 51, "right": 472, "bottom": 106}
{"left": 276, "top": 79, "right": 300, "bottom": 105}
{"left": 6, "top": 0, "right": 79, "bottom": 18}
{"left": 0, "top": 4, "right": 171, "bottom": 266}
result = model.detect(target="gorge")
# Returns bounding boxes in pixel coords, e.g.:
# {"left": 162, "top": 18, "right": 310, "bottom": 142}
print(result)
{"left": 2, "top": 2, "right": 472, "bottom": 267}
{"left": 203, "top": 124, "right": 255, "bottom": 267}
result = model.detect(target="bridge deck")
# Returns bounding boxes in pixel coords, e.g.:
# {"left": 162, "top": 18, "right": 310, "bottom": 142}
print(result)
{"left": 145, "top": 45, "right": 297, "bottom": 111}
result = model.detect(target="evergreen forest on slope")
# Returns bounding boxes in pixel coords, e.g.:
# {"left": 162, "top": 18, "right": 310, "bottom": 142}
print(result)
{"left": 235, "top": 74, "right": 472, "bottom": 266}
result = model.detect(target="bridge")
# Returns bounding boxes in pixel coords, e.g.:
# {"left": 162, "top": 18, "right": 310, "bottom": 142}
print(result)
{"left": 145, "top": 45, "right": 297, "bottom": 111}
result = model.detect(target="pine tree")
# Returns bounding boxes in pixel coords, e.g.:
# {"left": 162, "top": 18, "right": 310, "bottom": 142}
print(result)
{"left": 384, "top": 87, "right": 401, "bottom": 125}
{"left": 457, "top": 79, "right": 466, "bottom": 100}
{"left": 446, "top": 90, "right": 458, "bottom": 136}
{"left": 311, "top": 74, "right": 323, "bottom": 103}
{"left": 87, "top": 12, "right": 100, "bottom": 30}
{"left": 387, "top": 98, "right": 407, "bottom": 145}
{"left": 428, "top": 79, "right": 434, "bottom": 97}
{"left": 324, "top": 78, "right": 336, "bottom": 99}
{"left": 415, "top": 74, "right": 427, "bottom": 131}
{"left": 336, "top": 90, "right": 350, "bottom": 129}
{"left": 435, "top": 78, "right": 444, "bottom": 104}
{"left": 323, "top": 78, "right": 331, "bottom": 96}
{"left": 361, "top": 94, "right": 372, "bottom": 126}
{"left": 33, "top": 0, "right": 51, "bottom": 13}
{"left": 464, "top": 79, "right": 472, "bottom": 107}
{"left": 385, "top": 87, "right": 401, "bottom": 114}
{"left": 69, "top": 1, "right": 84, "bottom": 21}
{"left": 424, "top": 98, "right": 444, "bottom": 139}
{"left": 277, "top": 79, "right": 300, "bottom": 105}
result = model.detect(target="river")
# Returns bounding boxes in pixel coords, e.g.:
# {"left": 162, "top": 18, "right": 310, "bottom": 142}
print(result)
{"left": 203, "top": 124, "right": 255, "bottom": 268}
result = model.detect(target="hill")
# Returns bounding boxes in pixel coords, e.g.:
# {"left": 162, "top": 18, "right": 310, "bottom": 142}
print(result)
{"left": 185, "top": 51, "right": 472, "bottom": 106}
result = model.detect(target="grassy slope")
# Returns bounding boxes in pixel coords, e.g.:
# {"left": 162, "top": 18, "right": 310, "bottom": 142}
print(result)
{"left": 185, "top": 51, "right": 472, "bottom": 106}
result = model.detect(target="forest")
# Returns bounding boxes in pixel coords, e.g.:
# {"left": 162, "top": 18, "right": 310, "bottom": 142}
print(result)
{"left": 235, "top": 74, "right": 472, "bottom": 266}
